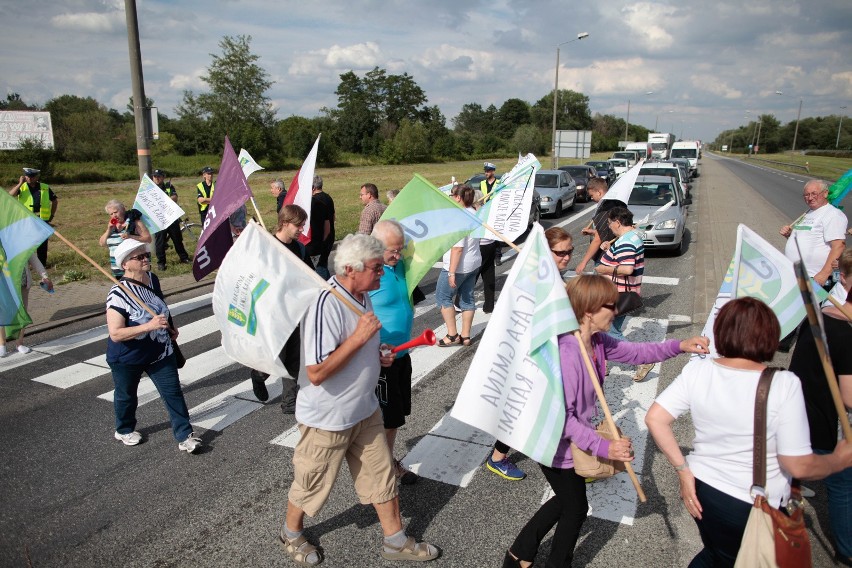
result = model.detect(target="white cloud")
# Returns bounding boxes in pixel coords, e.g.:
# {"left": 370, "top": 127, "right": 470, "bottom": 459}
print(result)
{"left": 690, "top": 75, "right": 743, "bottom": 99}
{"left": 621, "top": 3, "right": 681, "bottom": 51}
{"left": 50, "top": 10, "right": 124, "bottom": 33}
{"left": 170, "top": 70, "right": 205, "bottom": 91}
{"left": 289, "top": 42, "right": 383, "bottom": 76}
{"left": 412, "top": 45, "right": 496, "bottom": 82}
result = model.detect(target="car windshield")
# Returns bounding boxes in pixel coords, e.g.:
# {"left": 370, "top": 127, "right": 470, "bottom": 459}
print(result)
{"left": 640, "top": 167, "right": 677, "bottom": 179}
{"left": 613, "top": 153, "right": 634, "bottom": 160}
{"left": 609, "top": 160, "right": 626, "bottom": 166}
{"left": 629, "top": 183, "right": 675, "bottom": 206}
{"left": 671, "top": 149, "right": 697, "bottom": 158}
{"left": 561, "top": 167, "right": 587, "bottom": 177}
{"left": 586, "top": 162, "right": 606, "bottom": 168}
{"left": 535, "top": 173, "right": 559, "bottom": 188}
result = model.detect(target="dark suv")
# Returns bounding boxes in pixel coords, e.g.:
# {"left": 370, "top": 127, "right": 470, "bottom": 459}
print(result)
{"left": 558, "top": 165, "right": 597, "bottom": 202}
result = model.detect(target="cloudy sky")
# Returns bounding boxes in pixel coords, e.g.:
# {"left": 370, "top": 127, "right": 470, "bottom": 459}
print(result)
{"left": 2, "top": 0, "right": 851, "bottom": 143}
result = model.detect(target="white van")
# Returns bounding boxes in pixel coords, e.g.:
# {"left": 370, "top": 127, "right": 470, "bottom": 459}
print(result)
{"left": 611, "top": 151, "right": 640, "bottom": 167}
{"left": 625, "top": 142, "right": 653, "bottom": 161}
{"left": 670, "top": 141, "right": 700, "bottom": 177}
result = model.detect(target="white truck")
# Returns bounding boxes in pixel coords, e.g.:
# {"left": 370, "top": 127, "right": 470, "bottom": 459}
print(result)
{"left": 625, "top": 142, "right": 652, "bottom": 161}
{"left": 670, "top": 140, "right": 700, "bottom": 177}
{"left": 648, "top": 132, "right": 675, "bottom": 160}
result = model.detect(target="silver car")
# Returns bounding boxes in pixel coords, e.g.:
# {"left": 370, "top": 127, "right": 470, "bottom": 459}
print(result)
{"left": 534, "top": 169, "right": 577, "bottom": 217}
{"left": 628, "top": 175, "right": 692, "bottom": 255}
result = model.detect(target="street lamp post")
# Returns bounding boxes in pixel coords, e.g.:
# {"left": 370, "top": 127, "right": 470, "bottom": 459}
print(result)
{"left": 624, "top": 91, "right": 653, "bottom": 144}
{"left": 775, "top": 91, "right": 803, "bottom": 153}
{"left": 837, "top": 106, "right": 848, "bottom": 149}
{"left": 655, "top": 110, "right": 672, "bottom": 133}
{"left": 551, "top": 32, "right": 589, "bottom": 168}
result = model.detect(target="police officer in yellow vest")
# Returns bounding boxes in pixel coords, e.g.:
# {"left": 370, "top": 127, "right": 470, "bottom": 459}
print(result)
{"left": 10, "top": 168, "right": 58, "bottom": 265}
{"left": 478, "top": 162, "right": 499, "bottom": 313}
{"left": 196, "top": 166, "right": 215, "bottom": 224}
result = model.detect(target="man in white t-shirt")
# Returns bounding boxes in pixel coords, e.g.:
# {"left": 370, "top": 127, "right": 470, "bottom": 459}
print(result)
{"left": 280, "top": 234, "right": 439, "bottom": 566}
{"left": 780, "top": 179, "right": 847, "bottom": 288}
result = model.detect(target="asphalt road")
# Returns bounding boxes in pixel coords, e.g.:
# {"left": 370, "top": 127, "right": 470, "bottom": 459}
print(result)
{"left": 0, "top": 157, "right": 843, "bottom": 568}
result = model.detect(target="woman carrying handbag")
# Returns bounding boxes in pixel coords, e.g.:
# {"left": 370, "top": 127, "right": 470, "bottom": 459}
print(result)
{"left": 646, "top": 298, "right": 852, "bottom": 567}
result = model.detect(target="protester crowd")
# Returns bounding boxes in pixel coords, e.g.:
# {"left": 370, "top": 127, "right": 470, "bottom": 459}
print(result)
{"left": 3, "top": 159, "right": 851, "bottom": 566}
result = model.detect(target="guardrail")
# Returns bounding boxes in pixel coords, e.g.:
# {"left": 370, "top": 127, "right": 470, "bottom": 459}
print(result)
{"left": 743, "top": 156, "right": 810, "bottom": 173}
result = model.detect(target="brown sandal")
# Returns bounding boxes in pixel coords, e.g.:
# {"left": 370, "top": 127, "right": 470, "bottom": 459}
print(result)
{"left": 279, "top": 533, "right": 322, "bottom": 566}
{"left": 460, "top": 336, "right": 472, "bottom": 346}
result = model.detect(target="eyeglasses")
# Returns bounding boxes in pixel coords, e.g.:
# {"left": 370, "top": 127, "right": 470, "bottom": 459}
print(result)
{"left": 385, "top": 248, "right": 403, "bottom": 257}
{"left": 803, "top": 192, "right": 823, "bottom": 198}
{"left": 552, "top": 248, "right": 574, "bottom": 258}
{"left": 363, "top": 263, "right": 384, "bottom": 274}
{"left": 127, "top": 252, "right": 151, "bottom": 262}
{"left": 601, "top": 302, "right": 617, "bottom": 312}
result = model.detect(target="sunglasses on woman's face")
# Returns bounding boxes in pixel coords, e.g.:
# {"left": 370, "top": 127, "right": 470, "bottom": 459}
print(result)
{"left": 551, "top": 248, "right": 574, "bottom": 258}
{"left": 601, "top": 302, "right": 617, "bottom": 312}
{"left": 128, "top": 252, "right": 151, "bottom": 262}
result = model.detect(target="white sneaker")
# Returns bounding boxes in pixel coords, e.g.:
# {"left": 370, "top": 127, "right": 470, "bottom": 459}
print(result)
{"left": 178, "top": 434, "right": 202, "bottom": 454}
{"left": 114, "top": 431, "right": 143, "bottom": 446}
{"left": 0, "top": 345, "right": 6, "bottom": 357}
{"left": 17, "top": 345, "right": 31, "bottom": 354}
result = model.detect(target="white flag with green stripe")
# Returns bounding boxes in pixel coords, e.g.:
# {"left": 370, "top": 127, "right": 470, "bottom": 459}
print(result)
{"left": 731, "top": 224, "right": 827, "bottom": 338}
{"left": 133, "top": 174, "right": 185, "bottom": 232}
{"left": 451, "top": 223, "right": 578, "bottom": 466}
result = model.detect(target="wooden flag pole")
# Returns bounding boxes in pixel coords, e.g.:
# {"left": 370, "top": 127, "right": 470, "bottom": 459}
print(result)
{"left": 480, "top": 222, "right": 522, "bottom": 254}
{"left": 249, "top": 197, "right": 267, "bottom": 232}
{"left": 825, "top": 294, "right": 852, "bottom": 321}
{"left": 574, "top": 331, "right": 647, "bottom": 502}
{"left": 52, "top": 230, "right": 158, "bottom": 318}
{"left": 795, "top": 270, "right": 852, "bottom": 441}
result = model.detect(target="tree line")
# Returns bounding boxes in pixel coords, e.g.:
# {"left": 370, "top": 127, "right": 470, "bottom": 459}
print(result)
{"left": 4, "top": 34, "right": 847, "bottom": 182}
{"left": 711, "top": 113, "right": 852, "bottom": 154}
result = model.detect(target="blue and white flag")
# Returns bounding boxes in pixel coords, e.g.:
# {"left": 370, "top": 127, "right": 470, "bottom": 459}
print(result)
{"left": 133, "top": 174, "right": 185, "bottom": 232}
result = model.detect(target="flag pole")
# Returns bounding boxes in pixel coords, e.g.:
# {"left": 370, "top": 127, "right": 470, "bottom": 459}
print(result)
{"left": 481, "top": 222, "right": 522, "bottom": 253}
{"left": 825, "top": 294, "right": 852, "bottom": 321}
{"left": 248, "top": 197, "right": 267, "bottom": 231}
{"left": 574, "top": 331, "right": 647, "bottom": 502}
{"left": 795, "top": 268, "right": 852, "bottom": 441}
{"left": 52, "top": 230, "right": 159, "bottom": 318}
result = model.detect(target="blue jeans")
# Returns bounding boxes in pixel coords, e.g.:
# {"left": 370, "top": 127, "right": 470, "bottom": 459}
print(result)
{"left": 436, "top": 269, "right": 478, "bottom": 310}
{"left": 109, "top": 354, "right": 193, "bottom": 442}
{"left": 815, "top": 448, "right": 852, "bottom": 559}
{"left": 608, "top": 314, "right": 627, "bottom": 341}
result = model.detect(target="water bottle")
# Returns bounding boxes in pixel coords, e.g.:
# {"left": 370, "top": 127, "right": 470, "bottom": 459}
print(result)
{"left": 40, "top": 281, "right": 54, "bottom": 294}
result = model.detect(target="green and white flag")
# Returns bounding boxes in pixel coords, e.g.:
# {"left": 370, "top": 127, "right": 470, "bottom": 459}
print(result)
{"left": 380, "top": 174, "right": 482, "bottom": 298}
{"left": 473, "top": 153, "right": 540, "bottom": 242}
{"left": 213, "top": 222, "right": 323, "bottom": 377}
{"left": 133, "top": 174, "right": 185, "bottom": 232}
{"left": 238, "top": 148, "right": 264, "bottom": 179}
{"left": 451, "top": 223, "right": 578, "bottom": 466}
{"left": 0, "top": 191, "right": 54, "bottom": 336}
{"left": 731, "top": 224, "right": 827, "bottom": 338}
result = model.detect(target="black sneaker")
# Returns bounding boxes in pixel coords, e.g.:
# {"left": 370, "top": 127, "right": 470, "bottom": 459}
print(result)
{"left": 179, "top": 258, "right": 191, "bottom": 264}
{"left": 157, "top": 263, "right": 167, "bottom": 271}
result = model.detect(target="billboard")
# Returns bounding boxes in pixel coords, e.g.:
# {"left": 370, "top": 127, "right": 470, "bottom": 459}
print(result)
{"left": 0, "top": 111, "right": 54, "bottom": 150}
{"left": 556, "top": 130, "right": 591, "bottom": 159}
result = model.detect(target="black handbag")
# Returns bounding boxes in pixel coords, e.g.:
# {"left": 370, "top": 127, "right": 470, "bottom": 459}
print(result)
{"left": 172, "top": 341, "right": 186, "bottom": 369}
{"left": 613, "top": 270, "right": 643, "bottom": 315}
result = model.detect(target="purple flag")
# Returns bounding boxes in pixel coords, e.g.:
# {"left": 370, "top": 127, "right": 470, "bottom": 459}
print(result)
{"left": 192, "top": 136, "right": 254, "bottom": 280}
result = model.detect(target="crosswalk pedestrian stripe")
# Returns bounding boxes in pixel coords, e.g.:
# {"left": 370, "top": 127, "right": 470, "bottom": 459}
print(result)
{"left": 0, "top": 294, "right": 214, "bottom": 373}
{"left": 538, "top": 316, "right": 671, "bottom": 526}
{"left": 33, "top": 354, "right": 110, "bottom": 389}
{"left": 641, "top": 276, "right": 679, "bottom": 286}
{"left": 97, "top": 346, "right": 238, "bottom": 405}
{"left": 189, "top": 377, "right": 284, "bottom": 431}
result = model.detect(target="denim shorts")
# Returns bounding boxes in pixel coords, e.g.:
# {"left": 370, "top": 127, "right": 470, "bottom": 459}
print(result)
{"left": 435, "top": 269, "right": 478, "bottom": 310}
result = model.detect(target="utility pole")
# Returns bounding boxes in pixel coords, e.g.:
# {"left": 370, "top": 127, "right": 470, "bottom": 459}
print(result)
{"left": 124, "top": 0, "right": 151, "bottom": 179}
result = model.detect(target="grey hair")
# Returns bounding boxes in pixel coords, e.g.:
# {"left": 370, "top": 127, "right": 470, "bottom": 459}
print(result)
{"left": 372, "top": 219, "right": 405, "bottom": 243}
{"left": 386, "top": 189, "right": 400, "bottom": 202}
{"left": 805, "top": 179, "right": 829, "bottom": 193}
{"left": 312, "top": 175, "right": 323, "bottom": 189}
{"left": 333, "top": 234, "right": 385, "bottom": 276}
{"left": 105, "top": 199, "right": 126, "bottom": 214}
{"left": 271, "top": 179, "right": 285, "bottom": 190}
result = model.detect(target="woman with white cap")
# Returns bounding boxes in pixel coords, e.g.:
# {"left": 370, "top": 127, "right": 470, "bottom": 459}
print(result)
{"left": 105, "top": 239, "right": 200, "bottom": 453}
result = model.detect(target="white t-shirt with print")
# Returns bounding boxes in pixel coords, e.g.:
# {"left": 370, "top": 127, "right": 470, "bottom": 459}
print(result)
{"left": 784, "top": 203, "right": 847, "bottom": 277}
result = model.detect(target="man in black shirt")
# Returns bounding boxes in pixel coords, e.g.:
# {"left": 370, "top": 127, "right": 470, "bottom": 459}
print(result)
{"left": 575, "top": 177, "right": 627, "bottom": 273}
{"left": 151, "top": 169, "right": 191, "bottom": 270}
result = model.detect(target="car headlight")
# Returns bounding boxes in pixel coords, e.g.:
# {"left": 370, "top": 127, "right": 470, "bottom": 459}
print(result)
{"left": 576, "top": 184, "right": 585, "bottom": 190}
{"left": 540, "top": 196, "right": 552, "bottom": 202}
{"left": 655, "top": 219, "right": 677, "bottom": 230}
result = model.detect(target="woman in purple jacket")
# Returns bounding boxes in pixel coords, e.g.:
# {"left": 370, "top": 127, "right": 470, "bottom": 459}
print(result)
{"left": 503, "top": 274, "right": 709, "bottom": 568}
